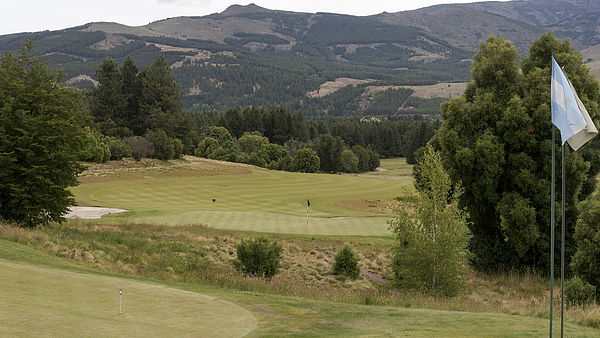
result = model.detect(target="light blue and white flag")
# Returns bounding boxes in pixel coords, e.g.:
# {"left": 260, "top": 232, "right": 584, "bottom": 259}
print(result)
{"left": 551, "top": 56, "right": 597, "bottom": 150}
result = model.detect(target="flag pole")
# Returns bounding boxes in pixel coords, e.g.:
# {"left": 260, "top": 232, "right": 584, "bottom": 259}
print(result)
{"left": 561, "top": 144, "right": 566, "bottom": 338}
{"left": 550, "top": 124, "right": 555, "bottom": 338}
{"left": 306, "top": 199, "right": 309, "bottom": 227}
{"left": 550, "top": 54, "right": 598, "bottom": 338}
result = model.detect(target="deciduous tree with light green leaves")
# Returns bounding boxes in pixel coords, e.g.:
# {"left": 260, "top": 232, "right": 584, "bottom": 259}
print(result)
{"left": 0, "top": 43, "right": 87, "bottom": 227}
{"left": 389, "top": 145, "right": 471, "bottom": 297}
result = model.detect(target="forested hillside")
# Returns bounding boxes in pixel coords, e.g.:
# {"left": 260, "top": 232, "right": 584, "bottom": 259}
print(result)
{"left": 0, "top": 0, "right": 598, "bottom": 117}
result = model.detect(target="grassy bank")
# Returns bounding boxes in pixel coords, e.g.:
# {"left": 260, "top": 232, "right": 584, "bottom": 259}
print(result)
{"left": 1, "top": 220, "right": 600, "bottom": 337}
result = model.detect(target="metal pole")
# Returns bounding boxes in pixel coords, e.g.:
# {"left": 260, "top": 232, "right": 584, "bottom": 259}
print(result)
{"left": 306, "top": 205, "right": 309, "bottom": 227}
{"left": 561, "top": 145, "right": 566, "bottom": 338}
{"left": 550, "top": 125, "right": 555, "bottom": 338}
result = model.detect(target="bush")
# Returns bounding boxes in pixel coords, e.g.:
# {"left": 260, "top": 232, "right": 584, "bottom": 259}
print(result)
{"left": 146, "top": 129, "right": 174, "bottom": 160}
{"left": 234, "top": 237, "right": 282, "bottom": 278}
{"left": 124, "top": 136, "right": 155, "bottom": 161}
{"left": 293, "top": 148, "right": 320, "bottom": 173}
{"left": 565, "top": 276, "right": 596, "bottom": 306}
{"left": 195, "top": 137, "right": 219, "bottom": 158}
{"left": 332, "top": 244, "right": 360, "bottom": 279}
{"left": 78, "top": 127, "right": 111, "bottom": 163}
{"left": 173, "top": 138, "right": 183, "bottom": 159}
{"left": 105, "top": 137, "right": 133, "bottom": 160}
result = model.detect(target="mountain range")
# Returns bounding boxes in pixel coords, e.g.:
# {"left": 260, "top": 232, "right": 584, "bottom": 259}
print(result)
{"left": 1, "top": 0, "right": 599, "bottom": 117}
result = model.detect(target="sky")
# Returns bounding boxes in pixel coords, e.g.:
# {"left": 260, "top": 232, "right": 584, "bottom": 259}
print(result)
{"left": 0, "top": 0, "right": 494, "bottom": 36}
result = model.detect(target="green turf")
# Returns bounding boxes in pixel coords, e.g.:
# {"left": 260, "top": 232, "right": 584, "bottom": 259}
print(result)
{"left": 72, "top": 168, "right": 412, "bottom": 235}
{"left": 2, "top": 238, "right": 600, "bottom": 337}
{"left": 0, "top": 239, "right": 256, "bottom": 338}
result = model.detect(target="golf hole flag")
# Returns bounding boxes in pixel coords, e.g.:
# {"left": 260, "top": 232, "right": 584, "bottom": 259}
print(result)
{"left": 551, "top": 56, "right": 598, "bottom": 150}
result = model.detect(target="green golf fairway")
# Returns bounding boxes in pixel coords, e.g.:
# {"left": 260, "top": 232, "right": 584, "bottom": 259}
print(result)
{"left": 0, "top": 259, "right": 256, "bottom": 337}
{"left": 72, "top": 168, "right": 412, "bottom": 235}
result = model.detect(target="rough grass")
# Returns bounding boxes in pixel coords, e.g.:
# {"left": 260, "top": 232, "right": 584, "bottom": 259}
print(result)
{"left": 2, "top": 221, "right": 600, "bottom": 336}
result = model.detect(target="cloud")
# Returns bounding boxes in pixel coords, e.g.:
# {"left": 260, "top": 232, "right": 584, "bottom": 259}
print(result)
{"left": 157, "top": 0, "right": 212, "bottom": 7}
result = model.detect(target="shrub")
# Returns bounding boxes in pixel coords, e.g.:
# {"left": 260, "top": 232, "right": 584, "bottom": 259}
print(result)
{"left": 106, "top": 137, "right": 133, "bottom": 160}
{"left": 332, "top": 244, "right": 360, "bottom": 279}
{"left": 195, "top": 137, "right": 219, "bottom": 158}
{"left": 124, "top": 136, "right": 155, "bottom": 161}
{"left": 78, "top": 127, "right": 111, "bottom": 163}
{"left": 565, "top": 276, "right": 596, "bottom": 306}
{"left": 234, "top": 237, "right": 282, "bottom": 278}
{"left": 146, "top": 129, "right": 174, "bottom": 160}
{"left": 173, "top": 138, "right": 183, "bottom": 159}
{"left": 293, "top": 148, "right": 320, "bottom": 173}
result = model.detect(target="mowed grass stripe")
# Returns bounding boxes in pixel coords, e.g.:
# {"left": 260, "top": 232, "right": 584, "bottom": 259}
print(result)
{"left": 73, "top": 169, "right": 411, "bottom": 235}
{"left": 0, "top": 247, "right": 256, "bottom": 337}
{"left": 124, "top": 211, "right": 390, "bottom": 236}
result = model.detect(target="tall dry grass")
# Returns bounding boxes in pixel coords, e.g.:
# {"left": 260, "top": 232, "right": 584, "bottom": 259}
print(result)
{"left": 1, "top": 219, "right": 599, "bottom": 328}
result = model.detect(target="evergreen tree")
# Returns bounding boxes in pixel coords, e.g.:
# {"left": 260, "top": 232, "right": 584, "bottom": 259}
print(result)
{"left": 314, "top": 134, "right": 345, "bottom": 173}
{"left": 138, "top": 55, "right": 184, "bottom": 137}
{"left": 0, "top": 43, "right": 87, "bottom": 227}
{"left": 119, "top": 56, "right": 141, "bottom": 134}
{"left": 433, "top": 33, "right": 600, "bottom": 272}
{"left": 89, "top": 57, "right": 126, "bottom": 136}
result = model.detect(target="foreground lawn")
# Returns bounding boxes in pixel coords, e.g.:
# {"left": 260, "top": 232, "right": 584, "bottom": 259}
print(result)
{"left": 2, "top": 238, "right": 599, "bottom": 337}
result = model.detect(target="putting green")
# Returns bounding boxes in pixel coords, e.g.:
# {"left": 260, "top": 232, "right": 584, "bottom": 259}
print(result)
{"left": 0, "top": 260, "right": 256, "bottom": 337}
{"left": 73, "top": 168, "right": 412, "bottom": 235}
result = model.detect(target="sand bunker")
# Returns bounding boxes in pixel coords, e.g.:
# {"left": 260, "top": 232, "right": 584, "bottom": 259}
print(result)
{"left": 66, "top": 207, "right": 127, "bottom": 219}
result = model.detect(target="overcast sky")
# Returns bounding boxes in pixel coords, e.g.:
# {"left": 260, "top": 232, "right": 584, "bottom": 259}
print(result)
{"left": 0, "top": 0, "right": 499, "bottom": 36}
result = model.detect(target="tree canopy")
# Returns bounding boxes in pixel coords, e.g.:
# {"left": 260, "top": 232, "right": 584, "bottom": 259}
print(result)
{"left": 87, "top": 55, "right": 195, "bottom": 157}
{"left": 0, "top": 43, "right": 87, "bottom": 227}
{"left": 432, "top": 33, "right": 600, "bottom": 272}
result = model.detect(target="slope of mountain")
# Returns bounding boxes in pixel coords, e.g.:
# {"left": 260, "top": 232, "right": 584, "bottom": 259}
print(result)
{"left": 376, "top": 6, "right": 546, "bottom": 56}
{"left": 462, "top": 0, "right": 600, "bottom": 27}
{"left": 0, "top": 1, "right": 598, "bottom": 117}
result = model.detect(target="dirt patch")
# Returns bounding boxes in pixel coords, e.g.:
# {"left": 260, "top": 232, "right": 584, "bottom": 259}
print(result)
{"left": 306, "top": 78, "right": 375, "bottom": 98}
{"left": 335, "top": 198, "right": 399, "bottom": 214}
{"left": 361, "top": 267, "right": 390, "bottom": 285}
{"left": 406, "top": 82, "right": 467, "bottom": 99}
{"left": 66, "top": 75, "right": 98, "bottom": 86}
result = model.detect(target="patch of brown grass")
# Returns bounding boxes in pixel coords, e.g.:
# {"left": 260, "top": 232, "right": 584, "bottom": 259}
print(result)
{"left": 78, "top": 156, "right": 252, "bottom": 184}
{"left": 335, "top": 198, "right": 399, "bottom": 214}
{"left": 306, "top": 78, "right": 374, "bottom": 98}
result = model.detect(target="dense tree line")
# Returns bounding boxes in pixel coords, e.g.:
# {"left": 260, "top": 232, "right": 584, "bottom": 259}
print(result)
{"left": 194, "top": 125, "right": 379, "bottom": 174}
{"left": 187, "top": 106, "right": 439, "bottom": 161}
